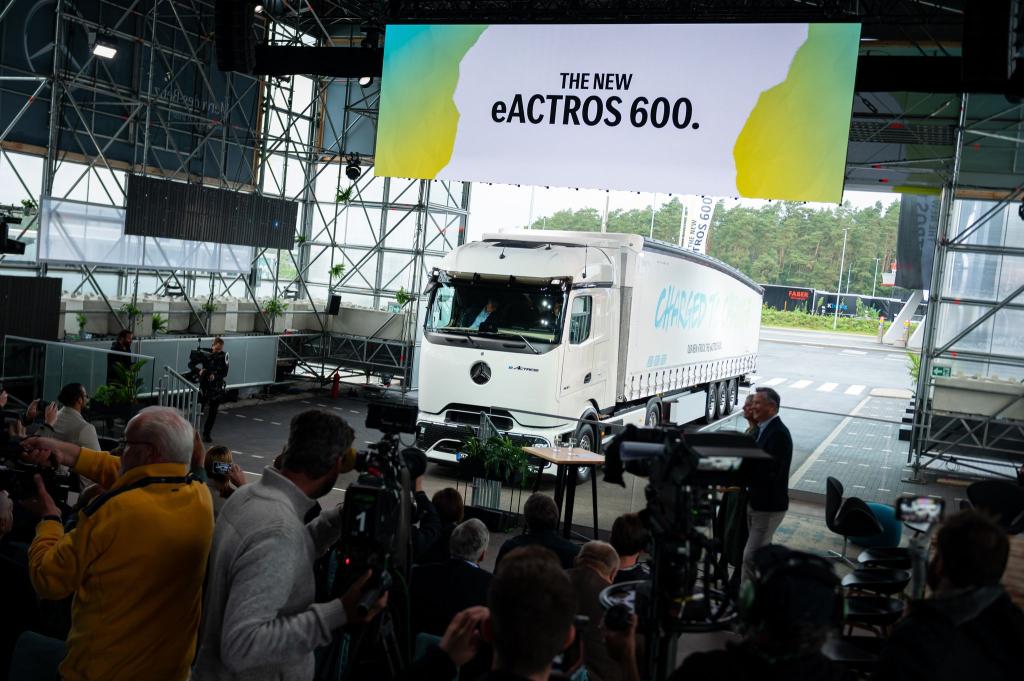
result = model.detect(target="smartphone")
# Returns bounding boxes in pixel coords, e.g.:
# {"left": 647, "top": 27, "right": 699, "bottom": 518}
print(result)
{"left": 895, "top": 496, "right": 945, "bottom": 524}
{"left": 212, "top": 461, "right": 232, "bottom": 476}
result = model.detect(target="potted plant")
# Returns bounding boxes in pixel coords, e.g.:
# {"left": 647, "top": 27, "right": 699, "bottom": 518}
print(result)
{"left": 151, "top": 313, "right": 168, "bottom": 335}
{"left": 89, "top": 358, "right": 148, "bottom": 422}
{"left": 119, "top": 302, "right": 142, "bottom": 334}
{"left": 395, "top": 287, "right": 412, "bottom": 307}
{"left": 75, "top": 312, "right": 89, "bottom": 339}
{"left": 261, "top": 297, "right": 288, "bottom": 333}
{"left": 336, "top": 185, "right": 354, "bottom": 204}
{"left": 458, "top": 434, "right": 532, "bottom": 486}
{"left": 20, "top": 198, "right": 38, "bottom": 216}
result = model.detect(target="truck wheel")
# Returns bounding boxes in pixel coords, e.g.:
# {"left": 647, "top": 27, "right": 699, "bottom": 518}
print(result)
{"left": 704, "top": 383, "right": 719, "bottom": 423}
{"left": 573, "top": 420, "right": 597, "bottom": 485}
{"left": 716, "top": 380, "right": 729, "bottom": 417}
{"left": 645, "top": 399, "right": 662, "bottom": 426}
{"left": 723, "top": 378, "right": 738, "bottom": 415}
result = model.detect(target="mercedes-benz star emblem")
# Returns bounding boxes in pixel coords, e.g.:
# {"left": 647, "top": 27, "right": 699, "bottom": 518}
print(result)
{"left": 470, "top": 361, "right": 491, "bottom": 385}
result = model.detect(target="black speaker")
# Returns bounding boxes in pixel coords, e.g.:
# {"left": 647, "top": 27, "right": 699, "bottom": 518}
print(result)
{"left": 328, "top": 295, "right": 341, "bottom": 316}
{"left": 215, "top": 0, "right": 256, "bottom": 73}
{"left": 962, "top": 0, "right": 1021, "bottom": 83}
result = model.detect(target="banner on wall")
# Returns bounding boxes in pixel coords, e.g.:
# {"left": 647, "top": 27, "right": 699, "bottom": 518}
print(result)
{"left": 679, "top": 196, "right": 717, "bottom": 254}
{"left": 376, "top": 23, "right": 860, "bottom": 203}
{"left": 895, "top": 194, "right": 940, "bottom": 290}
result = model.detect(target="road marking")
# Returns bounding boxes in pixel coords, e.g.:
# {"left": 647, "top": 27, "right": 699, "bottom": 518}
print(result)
{"left": 845, "top": 385, "right": 866, "bottom": 396}
{"left": 253, "top": 418, "right": 264, "bottom": 422}
{"left": 858, "top": 463, "right": 870, "bottom": 467}
{"left": 789, "top": 396, "right": 872, "bottom": 486}
{"left": 836, "top": 461, "right": 849, "bottom": 465}
{"left": 235, "top": 414, "right": 246, "bottom": 418}
{"left": 801, "top": 344, "right": 818, "bottom": 349}
{"left": 302, "top": 400, "right": 311, "bottom": 404}
{"left": 231, "top": 450, "right": 243, "bottom": 455}
{"left": 803, "top": 479, "right": 818, "bottom": 484}
{"left": 881, "top": 466, "right": 891, "bottom": 470}
{"left": 885, "top": 355, "right": 905, "bottom": 361}
{"left": 878, "top": 488, "right": 891, "bottom": 492}
{"left": 350, "top": 410, "right": 361, "bottom": 415}
{"left": 761, "top": 377, "right": 786, "bottom": 386}
{"left": 271, "top": 421, "right": 281, "bottom": 426}
{"left": 853, "top": 485, "right": 867, "bottom": 489}
{"left": 250, "top": 455, "right": 264, "bottom": 459}
{"left": 790, "top": 379, "right": 813, "bottom": 389}
{"left": 842, "top": 349, "right": 868, "bottom": 355}
{"left": 817, "top": 382, "right": 838, "bottom": 392}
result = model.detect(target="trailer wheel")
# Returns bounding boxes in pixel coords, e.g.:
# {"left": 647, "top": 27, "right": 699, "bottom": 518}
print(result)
{"left": 716, "top": 380, "right": 729, "bottom": 417}
{"left": 704, "top": 383, "right": 719, "bottom": 423}
{"left": 723, "top": 378, "right": 738, "bottom": 415}
{"left": 645, "top": 399, "right": 662, "bottom": 426}
{"left": 572, "top": 419, "right": 597, "bottom": 485}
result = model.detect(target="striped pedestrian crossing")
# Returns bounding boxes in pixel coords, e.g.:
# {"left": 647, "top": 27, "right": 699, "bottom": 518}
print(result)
{"left": 845, "top": 384, "right": 866, "bottom": 396}
{"left": 790, "top": 379, "right": 813, "bottom": 389}
{"left": 817, "top": 382, "right": 838, "bottom": 392}
{"left": 751, "top": 378, "right": 884, "bottom": 397}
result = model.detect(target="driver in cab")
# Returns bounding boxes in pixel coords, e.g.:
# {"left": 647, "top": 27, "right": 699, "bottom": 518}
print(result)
{"left": 466, "top": 297, "right": 500, "bottom": 330}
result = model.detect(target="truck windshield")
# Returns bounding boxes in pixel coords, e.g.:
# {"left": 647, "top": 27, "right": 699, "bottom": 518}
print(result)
{"left": 426, "top": 278, "right": 566, "bottom": 343}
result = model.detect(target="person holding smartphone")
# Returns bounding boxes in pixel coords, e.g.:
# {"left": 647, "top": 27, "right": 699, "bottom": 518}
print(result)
{"left": 203, "top": 445, "right": 248, "bottom": 517}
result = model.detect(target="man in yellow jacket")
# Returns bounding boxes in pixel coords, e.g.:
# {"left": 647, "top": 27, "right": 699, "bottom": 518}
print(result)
{"left": 22, "top": 406, "right": 214, "bottom": 681}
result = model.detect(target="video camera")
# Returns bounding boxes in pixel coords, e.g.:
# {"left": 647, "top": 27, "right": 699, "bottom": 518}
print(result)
{"left": 603, "top": 424, "right": 773, "bottom": 680}
{"left": 0, "top": 428, "right": 75, "bottom": 506}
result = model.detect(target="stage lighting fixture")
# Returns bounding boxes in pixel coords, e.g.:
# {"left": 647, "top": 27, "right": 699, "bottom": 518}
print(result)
{"left": 345, "top": 154, "right": 362, "bottom": 181}
{"left": 92, "top": 33, "right": 117, "bottom": 59}
{"left": 358, "top": 76, "right": 373, "bottom": 87}
{"left": 254, "top": 4, "right": 264, "bottom": 13}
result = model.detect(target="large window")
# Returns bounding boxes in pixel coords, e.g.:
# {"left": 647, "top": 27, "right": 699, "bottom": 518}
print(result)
{"left": 426, "top": 277, "right": 566, "bottom": 343}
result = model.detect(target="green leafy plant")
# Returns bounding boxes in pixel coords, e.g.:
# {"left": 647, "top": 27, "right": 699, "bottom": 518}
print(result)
{"left": 20, "top": 198, "right": 38, "bottom": 213}
{"left": 336, "top": 185, "right": 354, "bottom": 203}
{"left": 907, "top": 351, "right": 921, "bottom": 381}
{"left": 151, "top": 313, "right": 168, "bottom": 334}
{"left": 91, "top": 359, "right": 148, "bottom": 406}
{"left": 395, "top": 287, "right": 412, "bottom": 307}
{"left": 74, "top": 312, "right": 88, "bottom": 333}
{"left": 119, "top": 302, "right": 142, "bottom": 330}
{"left": 295, "top": 234, "right": 307, "bottom": 245}
{"left": 263, "top": 297, "right": 288, "bottom": 319}
{"left": 329, "top": 263, "right": 346, "bottom": 279}
{"left": 459, "top": 435, "right": 531, "bottom": 485}
{"left": 200, "top": 301, "right": 217, "bottom": 314}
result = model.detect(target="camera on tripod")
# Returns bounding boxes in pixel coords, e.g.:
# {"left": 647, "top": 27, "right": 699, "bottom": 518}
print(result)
{"left": 603, "top": 425, "right": 773, "bottom": 680}
{"left": 335, "top": 402, "right": 425, "bottom": 613}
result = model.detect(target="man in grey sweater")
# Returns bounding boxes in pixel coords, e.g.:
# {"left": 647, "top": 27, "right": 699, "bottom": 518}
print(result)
{"left": 192, "top": 410, "right": 384, "bottom": 681}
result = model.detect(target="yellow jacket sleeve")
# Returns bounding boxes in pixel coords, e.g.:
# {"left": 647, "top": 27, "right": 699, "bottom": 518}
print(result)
{"left": 74, "top": 448, "right": 122, "bottom": 489}
{"left": 28, "top": 517, "right": 109, "bottom": 600}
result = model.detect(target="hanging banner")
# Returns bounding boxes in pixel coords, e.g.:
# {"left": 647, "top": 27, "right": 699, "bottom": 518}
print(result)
{"left": 895, "top": 194, "right": 940, "bottom": 290}
{"left": 680, "top": 196, "right": 717, "bottom": 254}
{"left": 376, "top": 23, "right": 859, "bottom": 202}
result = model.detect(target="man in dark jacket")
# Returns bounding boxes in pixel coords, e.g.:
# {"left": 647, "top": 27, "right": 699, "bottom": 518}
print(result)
{"left": 741, "top": 386, "right": 793, "bottom": 584}
{"left": 410, "top": 518, "right": 492, "bottom": 637}
{"left": 876, "top": 510, "right": 1024, "bottom": 681}
{"left": 568, "top": 541, "right": 625, "bottom": 681}
{"left": 106, "top": 329, "right": 133, "bottom": 383}
{"left": 496, "top": 493, "right": 579, "bottom": 569}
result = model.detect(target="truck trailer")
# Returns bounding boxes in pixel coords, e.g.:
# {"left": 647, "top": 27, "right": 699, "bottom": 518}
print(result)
{"left": 416, "top": 231, "right": 763, "bottom": 473}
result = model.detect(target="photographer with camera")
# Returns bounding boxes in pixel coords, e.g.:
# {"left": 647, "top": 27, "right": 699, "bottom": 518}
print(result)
{"left": 36, "top": 383, "right": 101, "bottom": 452}
{"left": 193, "top": 409, "right": 386, "bottom": 681}
{"left": 203, "top": 445, "right": 249, "bottom": 518}
{"left": 19, "top": 406, "right": 214, "bottom": 681}
{"left": 876, "top": 509, "right": 1024, "bottom": 681}
{"left": 668, "top": 545, "right": 847, "bottom": 681}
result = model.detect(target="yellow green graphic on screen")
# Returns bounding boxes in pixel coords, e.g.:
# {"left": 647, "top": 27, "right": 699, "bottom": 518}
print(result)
{"left": 375, "top": 24, "right": 859, "bottom": 203}
{"left": 733, "top": 23, "right": 860, "bottom": 203}
{"left": 375, "top": 25, "right": 486, "bottom": 179}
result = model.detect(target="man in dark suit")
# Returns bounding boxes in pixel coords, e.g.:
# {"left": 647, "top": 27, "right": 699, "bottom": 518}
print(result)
{"left": 568, "top": 541, "right": 626, "bottom": 681}
{"left": 496, "top": 493, "right": 580, "bottom": 569}
{"left": 741, "top": 386, "right": 793, "bottom": 585}
{"left": 410, "top": 518, "right": 493, "bottom": 637}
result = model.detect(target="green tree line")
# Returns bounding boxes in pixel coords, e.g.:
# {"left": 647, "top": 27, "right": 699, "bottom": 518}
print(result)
{"left": 525, "top": 198, "right": 906, "bottom": 297}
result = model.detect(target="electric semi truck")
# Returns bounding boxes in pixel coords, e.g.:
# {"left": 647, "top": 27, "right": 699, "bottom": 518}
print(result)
{"left": 416, "top": 231, "right": 763, "bottom": 473}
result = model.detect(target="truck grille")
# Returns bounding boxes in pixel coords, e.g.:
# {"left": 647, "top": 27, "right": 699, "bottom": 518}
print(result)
{"left": 417, "top": 421, "right": 548, "bottom": 452}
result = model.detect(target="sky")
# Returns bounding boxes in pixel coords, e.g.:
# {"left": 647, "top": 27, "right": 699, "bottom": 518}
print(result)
{"left": 464, "top": 184, "right": 899, "bottom": 242}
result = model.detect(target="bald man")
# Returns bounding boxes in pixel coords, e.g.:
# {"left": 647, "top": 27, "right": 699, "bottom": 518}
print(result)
{"left": 568, "top": 541, "right": 624, "bottom": 681}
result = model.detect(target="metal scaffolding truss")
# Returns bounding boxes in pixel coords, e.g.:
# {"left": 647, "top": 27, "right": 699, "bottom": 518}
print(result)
{"left": 0, "top": 0, "right": 468, "bottom": 385}
{"left": 909, "top": 94, "right": 1024, "bottom": 481}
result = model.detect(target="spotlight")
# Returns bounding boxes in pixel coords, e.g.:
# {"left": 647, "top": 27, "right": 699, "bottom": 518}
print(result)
{"left": 358, "top": 76, "right": 374, "bottom": 87}
{"left": 92, "top": 33, "right": 117, "bottom": 59}
{"left": 254, "top": 4, "right": 264, "bottom": 13}
{"left": 345, "top": 153, "right": 362, "bottom": 181}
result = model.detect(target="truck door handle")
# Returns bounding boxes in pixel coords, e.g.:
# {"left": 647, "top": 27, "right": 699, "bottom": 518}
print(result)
{"left": 584, "top": 373, "right": 592, "bottom": 384}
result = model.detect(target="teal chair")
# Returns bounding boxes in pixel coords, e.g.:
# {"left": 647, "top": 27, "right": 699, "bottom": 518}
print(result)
{"left": 8, "top": 631, "right": 64, "bottom": 681}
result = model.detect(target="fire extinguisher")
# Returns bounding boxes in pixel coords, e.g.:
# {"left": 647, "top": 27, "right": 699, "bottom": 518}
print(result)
{"left": 331, "top": 370, "right": 340, "bottom": 400}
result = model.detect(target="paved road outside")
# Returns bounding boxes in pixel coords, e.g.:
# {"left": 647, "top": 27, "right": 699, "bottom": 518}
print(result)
{"left": 211, "top": 326, "right": 933, "bottom": 525}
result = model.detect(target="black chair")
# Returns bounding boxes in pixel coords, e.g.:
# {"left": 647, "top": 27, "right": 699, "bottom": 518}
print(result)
{"left": 967, "top": 480, "right": 1024, "bottom": 534}
{"left": 843, "top": 594, "right": 905, "bottom": 637}
{"left": 841, "top": 567, "right": 911, "bottom": 596}
{"left": 826, "top": 477, "right": 883, "bottom": 566}
{"left": 857, "top": 547, "right": 912, "bottom": 570}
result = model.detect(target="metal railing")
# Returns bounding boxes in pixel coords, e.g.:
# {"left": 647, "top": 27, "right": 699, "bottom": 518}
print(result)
{"left": 157, "top": 365, "right": 201, "bottom": 430}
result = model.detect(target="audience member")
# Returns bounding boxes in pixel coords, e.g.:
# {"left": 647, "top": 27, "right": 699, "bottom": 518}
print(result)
{"left": 568, "top": 541, "right": 624, "bottom": 681}
{"left": 107, "top": 328, "right": 134, "bottom": 383}
{"left": 0, "top": 490, "right": 11, "bottom": 539}
{"left": 193, "top": 409, "right": 383, "bottom": 681}
{"left": 876, "top": 510, "right": 1024, "bottom": 681}
{"left": 610, "top": 513, "right": 651, "bottom": 583}
{"left": 418, "top": 487, "right": 465, "bottom": 564}
{"left": 496, "top": 493, "right": 580, "bottom": 569}
{"left": 669, "top": 545, "right": 846, "bottom": 681}
{"left": 411, "top": 518, "right": 493, "bottom": 637}
{"left": 742, "top": 387, "right": 793, "bottom": 584}
{"left": 412, "top": 474, "right": 443, "bottom": 563}
{"left": 37, "top": 383, "right": 100, "bottom": 451}
{"left": 21, "top": 407, "right": 214, "bottom": 681}
{"left": 204, "top": 445, "right": 249, "bottom": 517}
